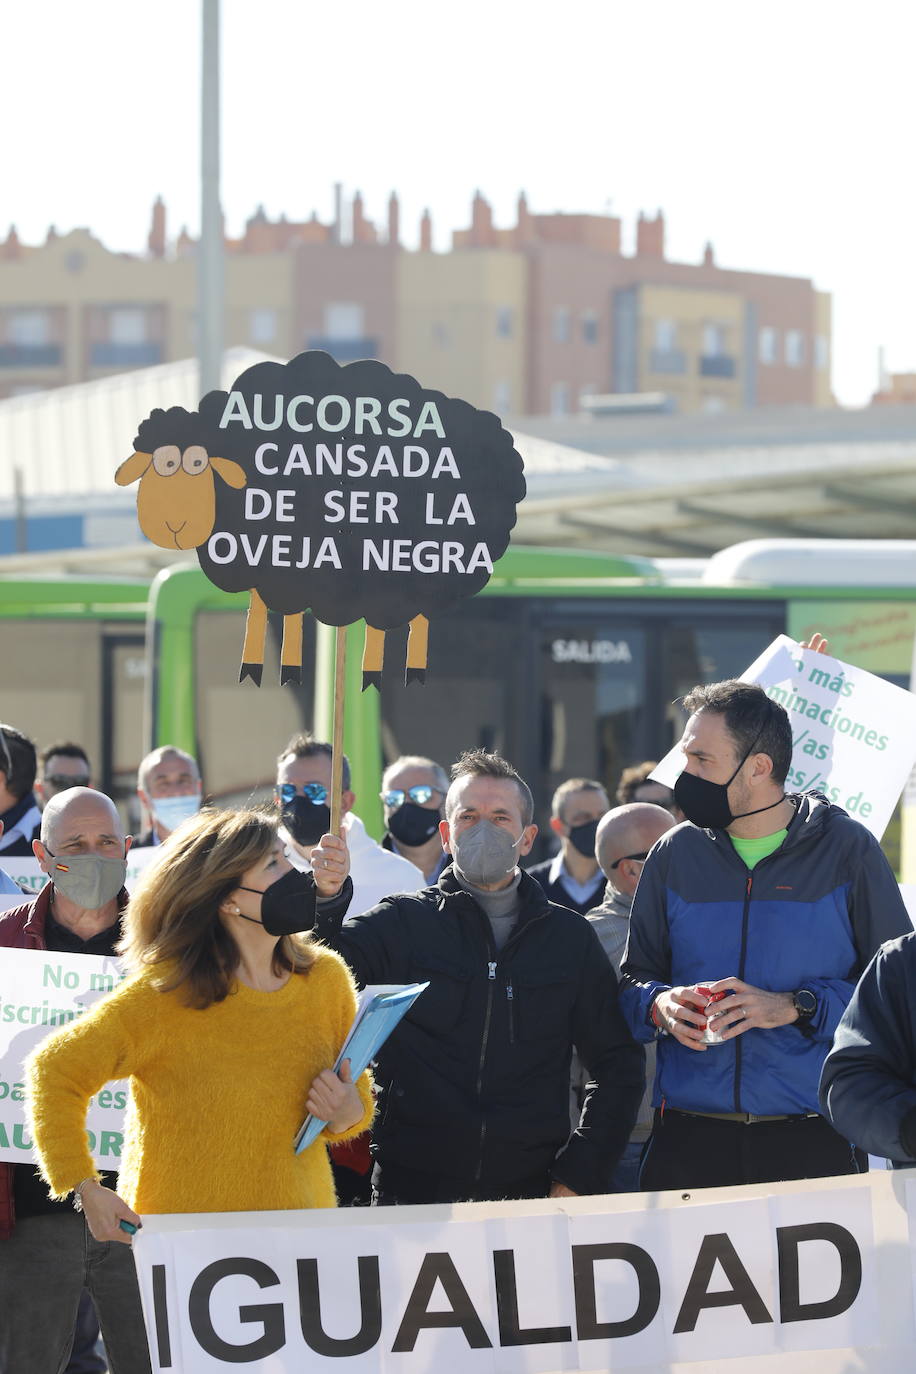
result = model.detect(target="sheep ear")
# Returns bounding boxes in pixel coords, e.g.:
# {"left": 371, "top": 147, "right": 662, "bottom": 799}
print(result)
{"left": 115, "top": 451, "right": 153, "bottom": 486}
{"left": 210, "top": 455, "right": 247, "bottom": 489}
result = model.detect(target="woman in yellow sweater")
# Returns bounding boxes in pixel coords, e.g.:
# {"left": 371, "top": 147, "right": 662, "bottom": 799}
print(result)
{"left": 25, "top": 807, "right": 373, "bottom": 1244}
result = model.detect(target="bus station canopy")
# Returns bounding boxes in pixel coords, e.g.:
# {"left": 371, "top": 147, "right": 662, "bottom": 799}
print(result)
{"left": 0, "top": 352, "right": 915, "bottom": 570}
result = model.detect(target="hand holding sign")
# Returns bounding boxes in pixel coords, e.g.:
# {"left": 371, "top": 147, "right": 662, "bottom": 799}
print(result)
{"left": 117, "top": 351, "right": 526, "bottom": 688}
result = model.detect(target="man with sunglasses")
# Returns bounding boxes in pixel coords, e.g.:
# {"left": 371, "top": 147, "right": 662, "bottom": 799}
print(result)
{"left": 276, "top": 734, "right": 423, "bottom": 920}
{"left": 573, "top": 801, "right": 676, "bottom": 1190}
{"left": 380, "top": 756, "right": 449, "bottom": 885}
{"left": 35, "top": 742, "right": 93, "bottom": 808}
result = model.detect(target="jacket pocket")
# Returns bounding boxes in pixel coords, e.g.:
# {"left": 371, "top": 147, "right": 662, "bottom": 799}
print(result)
{"left": 406, "top": 951, "right": 473, "bottom": 1034}
{"left": 513, "top": 970, "right": 575, "bottom": 1042}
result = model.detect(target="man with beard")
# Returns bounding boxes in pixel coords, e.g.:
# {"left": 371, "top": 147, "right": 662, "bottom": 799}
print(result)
{"left": 526, "top": 777, "right": 608, "bottom": 915}
{"left": 619, "top": 678, "right": 910, "bottom": 1192}
{"left": 380, "top": 755, "right": 449, "bottom": 885}
{"left": 276, "top": 734, "right": 422, "bottom": 918}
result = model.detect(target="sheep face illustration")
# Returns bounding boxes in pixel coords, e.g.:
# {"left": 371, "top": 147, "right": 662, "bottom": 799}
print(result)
{"left": 115, "top": 431, "right": 246, "bottom": 552}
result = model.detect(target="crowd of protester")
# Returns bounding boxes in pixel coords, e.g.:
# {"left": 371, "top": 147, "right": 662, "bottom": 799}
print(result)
{"left": 1, "top": 634, "right": 914, "bottom": 1372}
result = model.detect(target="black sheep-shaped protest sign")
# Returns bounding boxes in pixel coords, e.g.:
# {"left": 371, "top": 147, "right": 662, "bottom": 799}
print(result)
{"left": 116, "top": 351, "right": 526, "bottom": 686}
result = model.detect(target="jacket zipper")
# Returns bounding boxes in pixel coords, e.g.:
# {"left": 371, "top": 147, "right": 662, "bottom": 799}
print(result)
{"left": 474, "top": 960, "right": 497, "bottom": 1181}
{"left": 734, "top": 872, "right": 753, "bottom": 1113}
{"left": 506, "top": 981, "right": 515, "bottom": 1044}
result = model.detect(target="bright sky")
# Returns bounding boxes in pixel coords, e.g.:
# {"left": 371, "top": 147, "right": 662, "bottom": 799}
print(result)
{"left": 4, "top": 0, "right": 914, "bottom": 406}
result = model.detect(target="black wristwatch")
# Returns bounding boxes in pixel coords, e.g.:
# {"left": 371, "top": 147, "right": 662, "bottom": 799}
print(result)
{"left": 792, "top": 988, "right": 817, "bottom": 1024}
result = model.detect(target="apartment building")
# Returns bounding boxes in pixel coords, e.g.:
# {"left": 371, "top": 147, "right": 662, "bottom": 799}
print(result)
{"left": 0, "top": 191, "right": 832, "bottom": 415}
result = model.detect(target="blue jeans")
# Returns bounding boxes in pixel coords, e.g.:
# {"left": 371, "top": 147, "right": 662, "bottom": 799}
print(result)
{"left": 0, "top": 1213, "right": 150, "bottom": 1374}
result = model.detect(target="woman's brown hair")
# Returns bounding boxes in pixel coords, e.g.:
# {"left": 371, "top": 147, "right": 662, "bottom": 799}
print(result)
{"left": 117, "top": 807, "right": 315, "bottom": 1007}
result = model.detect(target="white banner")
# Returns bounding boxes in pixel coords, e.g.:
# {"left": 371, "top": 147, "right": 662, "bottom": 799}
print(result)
{"left": 0, "top": 946, "right": 128, "bottom": 1167}
{"left": 1, "top": 845, "right": 159, "bottom": 897}
{"left": 653, "top": 636, "right": 916, "bottom": 839}
{"left": 132, "top": 1170, "right": 916, "bottom": 1373}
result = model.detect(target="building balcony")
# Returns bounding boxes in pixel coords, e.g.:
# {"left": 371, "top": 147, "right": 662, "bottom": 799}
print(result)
{"left": 649, "top": 348, "right": 686, "bottom": 375}
{"left": 0, "top": 344, "right": 63, "bottom": 368}
{"left": 700, "top": 354, "right": 737, "bottom": 379}
{"left": 307, "top": 336, "right": 378, "bottom": 362}
{"left": 90, "top": 342, "right": 163, "bottom": 368}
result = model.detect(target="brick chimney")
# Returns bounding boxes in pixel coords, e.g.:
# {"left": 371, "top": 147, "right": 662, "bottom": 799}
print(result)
{"left": 703, "top": 241, "right": 715, "bottom": 267}
{"left": 470, "top": 190, "right": 495, "bottom": 247}
{"left": 635, "top": 209, "right": 665, "bottom": 258}
{"left": 352, "top": 191, "right": 377, "bottom": 245}
{"left": 148, "top": 195, "right": 166, "bottom": 258}
{"left": 419, "top": 209, "right": 433, "bottom": 252}
{"left": 388, "top": 191, "right": 400, "bottom": 247}
{"left": 1, "top": 226, "right": 21, "bottom": 260}
{"left": 515, "top": 190, "right": 535, "bottom": 246}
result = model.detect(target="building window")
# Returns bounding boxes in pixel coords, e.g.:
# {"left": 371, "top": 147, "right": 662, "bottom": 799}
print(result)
{"left": 654, "top": 319, "right": 677, "bottom": 351}
{"left": 702, "top": 322, "right": 726, "bottom": 357}
{"left": 496, "top": 307, "right": 513, "bottom": 339}
{"left": 581, "top": 310, "right": 598, "bottom": 345}
{"left": 552, "top": 307, "right": 571, "bottom": 344}
{"left": 815, "top": 334, "right": 829, "bottom": 370}
{"left": 109, "top": 308, "right": 148, "bottom": 345}
{"left": 493, "top": 381, "right": 512, "bottom": 413}
{"left": 324, "top": 302, "right": 364, "bottom": 339}
{"left": 758, "top": 326, "right": 778, "bottom": 365}
{"left": 250, "top": 309, "right": 277, "bottom": 345}
{"left": 785, "top": 330, "right": 805, "bottom": 367}
{"left": 9, "top": 309, "right": 51, "bottom": 346}
{"left": 550, "top": 381, "right": 570, "bottom": 416}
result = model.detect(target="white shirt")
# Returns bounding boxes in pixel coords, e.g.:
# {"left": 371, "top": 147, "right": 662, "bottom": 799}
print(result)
{"left": 282, "top": 811, "right": 424, "bottom": 917}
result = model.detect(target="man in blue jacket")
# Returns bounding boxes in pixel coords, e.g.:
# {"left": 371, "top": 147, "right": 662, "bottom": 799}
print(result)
{"left": 820, "top": 934, "right": 916, "bottom": 1164}
{"left": 620, "top": 677, "right": 910, "bottom": 1192}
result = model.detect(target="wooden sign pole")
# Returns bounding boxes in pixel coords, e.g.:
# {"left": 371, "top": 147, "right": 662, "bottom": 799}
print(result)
{"left": 329, "top": 625, "right": 347, "bottom": 834}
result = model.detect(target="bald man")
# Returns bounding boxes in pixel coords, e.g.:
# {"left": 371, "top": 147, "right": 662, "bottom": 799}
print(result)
{"left": 575, "top": 802, "right": 676, "bottom": 1191}
{"left": 0, "top": 789, "right": 151, "bottom": 1374}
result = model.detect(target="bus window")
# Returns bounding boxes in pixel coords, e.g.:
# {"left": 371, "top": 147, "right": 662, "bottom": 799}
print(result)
{"left": 193, "top": 610, "right": 317, "bottom": 806}
{"left": 537, "top": 619, "right": 649, "bottom": 843}
{"left": 377, "top": 599, "right": 527, "bottom": 800}
{"left": 659, "top": 612, "right": 785, "bottom": 755}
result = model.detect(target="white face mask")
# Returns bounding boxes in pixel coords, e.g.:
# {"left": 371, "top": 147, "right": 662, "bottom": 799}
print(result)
{"left": 151, "top": 794, "right": 201, "bottom": 833}
{"left": 452, "top": 819, "right": 523, "bottom": 887}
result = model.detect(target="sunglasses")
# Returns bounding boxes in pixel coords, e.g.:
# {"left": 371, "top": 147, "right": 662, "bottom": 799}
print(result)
{"left": 275, "top": 782, "right": 329, "bottom": 806}
{"left": 609, "top": 851, "right": 648, "bottom": 870}
{"left": 44, "top": 774, "right": 91, "bottom": 790}
{"left": 381, "top": 784, "right": 444, "bottom": 808}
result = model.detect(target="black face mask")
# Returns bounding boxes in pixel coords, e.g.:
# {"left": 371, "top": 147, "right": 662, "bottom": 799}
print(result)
{"left": 236, "top": 867, "right": 317, "bottom": 937}
{"left": 387, "top": 800, "right": 442, "bottom": 848}
{"left": 673, "top": 729, "right": 785, "bottom": 831}
{"left": 282, "top": 797, "right": 331, "bottom": 848}
{"left": 568, "top": 819, "right": 600, "bottom": 859}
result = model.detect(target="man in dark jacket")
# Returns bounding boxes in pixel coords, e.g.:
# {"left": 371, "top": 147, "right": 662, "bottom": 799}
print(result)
{"left": 620, "top": 678, "right": 911, "bottom": 1193}
{"left": 526, "top": 776, "right": 608, "bottom": 916}
{"left": 820, "top": 934, "right": 916, "bottom": 1164}
{"left": 314, "top": 749, "right": 644, "bottom": 1205}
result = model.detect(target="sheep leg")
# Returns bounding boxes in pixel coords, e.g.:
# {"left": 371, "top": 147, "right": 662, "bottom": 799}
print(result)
{"left": 280, "top": 614, "right": 303, "bottom": 686}
{"left": 362, "top": 625, "right": 385, "bottom": 692}
{"left": 405, "top": 614, "right": 429, "bottom": 685}
{"left": 239, "top": 589, "right": 267, "bottom": 686}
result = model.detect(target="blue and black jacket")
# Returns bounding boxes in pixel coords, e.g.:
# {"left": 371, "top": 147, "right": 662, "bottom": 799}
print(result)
{"left": 819, "top": 933, "right": 916, "bottom": 1162}
{"left": 619, "top": 792, "right": 910, "bottom": 1117}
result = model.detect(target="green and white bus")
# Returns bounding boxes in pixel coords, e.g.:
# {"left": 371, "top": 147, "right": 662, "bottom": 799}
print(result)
{"left": 2, "top": 540, "right": 915, "bottom": 868}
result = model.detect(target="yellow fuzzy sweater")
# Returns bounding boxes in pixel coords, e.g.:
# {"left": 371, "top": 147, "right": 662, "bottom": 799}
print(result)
{"left": 25, "top": 944, "right": 374, "bottom": 1214}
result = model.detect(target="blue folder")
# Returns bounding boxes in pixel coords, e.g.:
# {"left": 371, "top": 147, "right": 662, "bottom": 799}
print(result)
{"left": 294, "top": 982, "right": 429, "bottom": 1154}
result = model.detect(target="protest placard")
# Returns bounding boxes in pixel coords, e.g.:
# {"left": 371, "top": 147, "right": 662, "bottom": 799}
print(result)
{"left": 117, "top": 350, "right": 526, "bottom": 689}
{"left": 0, "top": 946, "right": 128, "bottom": 1167}
{"left": 652, "top": 635, "right": 916, "bottom": 839}
{"left": 132, "top": 1170, "right": 914, "bottom": 1373}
